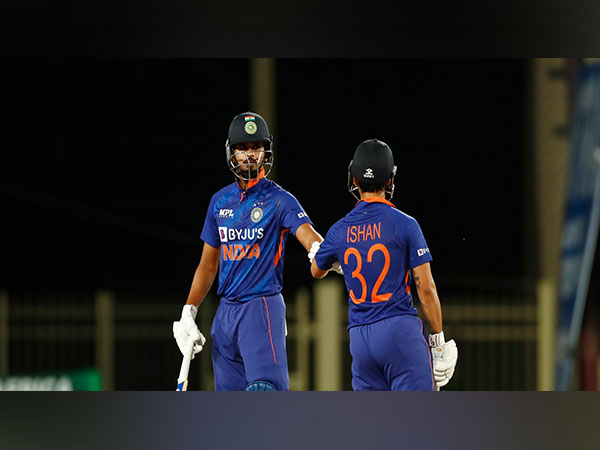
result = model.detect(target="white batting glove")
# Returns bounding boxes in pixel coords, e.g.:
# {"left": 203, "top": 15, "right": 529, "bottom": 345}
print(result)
{"left": 173, "top": 304, "right": 206, "bottom": 360}
{"left": 429, "top": 331, "right": 458, "bottom": 388}
{"left": 308, "top": 241, "right": 320, "bottom": 263}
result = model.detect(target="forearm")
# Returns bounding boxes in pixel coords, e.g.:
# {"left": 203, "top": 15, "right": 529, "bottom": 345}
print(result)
{"left": 186, "top": 262, "right": 218, "bottom": 308}
{"left": 417, "top": 286, "right": 443, "bottom": 334}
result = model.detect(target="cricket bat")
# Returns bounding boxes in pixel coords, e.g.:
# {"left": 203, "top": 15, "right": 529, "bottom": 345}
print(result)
{"left": 176, "top": 338, "right": 195, "bottom": 391}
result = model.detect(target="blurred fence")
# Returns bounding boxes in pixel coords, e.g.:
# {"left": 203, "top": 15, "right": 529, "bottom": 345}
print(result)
{"left": 0, "top": 276, "right": 538, "bottom": 390}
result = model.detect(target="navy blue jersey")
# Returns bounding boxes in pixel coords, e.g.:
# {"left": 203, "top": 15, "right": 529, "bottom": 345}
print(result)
{"left": 201, "top": 176, "right": 311, "bottom": 302}
{"left": 315, "top": 197, "right": 433, "bottom": 329}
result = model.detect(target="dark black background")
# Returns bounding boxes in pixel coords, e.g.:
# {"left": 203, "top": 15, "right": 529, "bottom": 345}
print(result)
{"left": 1, "top": 59, "right": 525, "bottom": 294}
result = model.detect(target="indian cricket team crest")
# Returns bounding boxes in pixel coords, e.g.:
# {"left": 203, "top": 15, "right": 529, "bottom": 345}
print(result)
{"left": 244, "top": 120, "right": 257, "bottom": 135}
{"left": 250, "top": 206, "right": 263, "bottom": 223}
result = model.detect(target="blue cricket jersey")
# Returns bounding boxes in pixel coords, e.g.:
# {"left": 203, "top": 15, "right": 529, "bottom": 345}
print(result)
{"left": 201, "top": 176, "right": 311, "bottom": 302}
{"left": 315, "top": 197, "right": 433, "bottom": 329}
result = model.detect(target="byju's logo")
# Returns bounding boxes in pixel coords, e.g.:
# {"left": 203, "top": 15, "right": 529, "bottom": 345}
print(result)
{"left": 218, "top": 227, "right": 265, "bottom": 243}
{"left": 219, "top": 209, "right": 234, "bottom": 219}
{"left": 363, "top": 168, "right": 374, "bottom": 179}
{"left": 417, "top": 247, "right": 430, "bottom": 256}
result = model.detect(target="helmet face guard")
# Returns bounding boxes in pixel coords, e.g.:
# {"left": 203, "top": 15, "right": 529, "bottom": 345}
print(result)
{"left": 226, "top": 143, "right": 273, "bottom": 181}
{"left": 225, "top": 112, "right": 274, "bottom": 181}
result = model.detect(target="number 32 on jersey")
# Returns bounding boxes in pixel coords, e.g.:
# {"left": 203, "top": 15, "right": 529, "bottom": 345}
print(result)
{"left": 344, "top": 244, "right": 392, "bottom": 304}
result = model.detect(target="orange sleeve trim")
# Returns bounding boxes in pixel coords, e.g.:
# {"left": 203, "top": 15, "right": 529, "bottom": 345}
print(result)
{"left": 273, "top": 228, "right": 290, "bottom": 268}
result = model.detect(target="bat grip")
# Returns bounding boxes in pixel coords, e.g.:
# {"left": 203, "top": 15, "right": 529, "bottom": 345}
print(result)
{"left": 177, "top": 338, "right": 195, "bottom": 384}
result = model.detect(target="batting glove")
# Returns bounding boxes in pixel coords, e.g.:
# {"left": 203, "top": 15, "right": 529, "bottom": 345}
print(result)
{"left": 429, "top": 331, "right": 458, "bottom": 388}
{"left": 173, "top": 304, "right": 206, "bottom": 360}
{"left": 308, "top": 241, "right": 320, "bottom": 263}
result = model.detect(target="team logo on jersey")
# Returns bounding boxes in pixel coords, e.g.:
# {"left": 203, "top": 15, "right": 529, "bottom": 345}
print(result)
{"left": 250, "top": 207, "right": 263, "bottom": 223}
{"left": 218, "top": 209, "right": 234, "bottom": 219}
{"left": 363, "top": 168, "right": 374, "bottom": 179}
{"left": 417, "top": 247, "right": 430, "bottom": 256}
{"left": 244, "top": 121, "right": 257, "bottom": 135}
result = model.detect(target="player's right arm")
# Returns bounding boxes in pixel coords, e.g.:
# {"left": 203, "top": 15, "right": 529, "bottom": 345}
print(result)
{"left": 173, "top": 242, "right": 219, "bottom": 359}
{"left": 411, "top": 262, "right": 442, "bottom": 334}
{"left": 412, "top": 261, "right": 457, "bottom": 388}
{"left": 185, "top": 242, "right": 220, "bottom": 308}
{"left": 174, "top": 192, "right": 221, "bottom": 359}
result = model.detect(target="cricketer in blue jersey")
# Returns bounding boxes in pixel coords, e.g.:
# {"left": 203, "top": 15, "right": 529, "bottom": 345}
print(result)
{"left": 173, "top": 112, "right": 341, "bottom": 391}
{"left": 310, "top": 139, "right": 458, "bottom": 391}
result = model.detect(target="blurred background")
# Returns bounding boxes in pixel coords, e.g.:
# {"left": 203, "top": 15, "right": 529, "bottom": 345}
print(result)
{"left": 1, "top": 58, "right": 599, "bottom": 391}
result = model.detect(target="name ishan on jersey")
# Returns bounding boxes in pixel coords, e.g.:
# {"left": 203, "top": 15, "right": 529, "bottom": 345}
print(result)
{"left": 347, "top": 222, "right": 381, "bottom": 243}
{"left": 219, "top": 227, "right": 265, "bottom": 261}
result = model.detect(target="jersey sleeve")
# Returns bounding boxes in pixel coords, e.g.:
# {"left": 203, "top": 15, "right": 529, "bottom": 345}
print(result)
{"left": 278, "top": 191, "right": 312, "bottom": 236}
{"left": 200, "top": 195, "right": 221, "bottom": 249}
{"left": 400, "top": 217, "right": 433, "bottom": 269}
{"left": 314, "top": 226, "right": 338, "bottom": 271}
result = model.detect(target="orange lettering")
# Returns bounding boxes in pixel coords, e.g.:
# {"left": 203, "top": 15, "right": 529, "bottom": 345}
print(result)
{"left": 373, "top": 222, "right": 381, "bottom": 239}
{"left": 223, "top": 245, "right": 234, "bottom": 261}
{"left": 357, "top": 225, "right": 366, "bottom": 241}
{"left": 247, "top": 244, "right": 260, "bottom": 259}
{"left": 234, "top": 245, "right": 245, "bottom": 260}
{"left": 365, "top": 224, "right": 373, "bottom": 241}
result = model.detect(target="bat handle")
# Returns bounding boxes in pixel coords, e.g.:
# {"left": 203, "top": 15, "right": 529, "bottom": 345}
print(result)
{"left": 176, "top": 339, "right": 195, "bottom": 391}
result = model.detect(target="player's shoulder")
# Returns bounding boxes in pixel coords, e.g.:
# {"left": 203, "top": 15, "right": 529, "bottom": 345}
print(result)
{"left": 208, "top": 182, "right": 238, "bottom": 206}
{"left": 267, "top": 180, "right": 302, "bottom": 202}
{"left": 388, "top": 206, "right": 418, "bottom": 223}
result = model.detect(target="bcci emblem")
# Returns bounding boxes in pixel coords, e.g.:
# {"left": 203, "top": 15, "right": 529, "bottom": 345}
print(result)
{"left": 250, "top": 207, "right": 263, "bottom": 223}
{"left": 244, "top": 121, "right": 257, "bottom": 135}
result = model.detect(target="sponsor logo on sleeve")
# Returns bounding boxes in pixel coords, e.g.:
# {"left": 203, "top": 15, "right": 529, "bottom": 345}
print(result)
{"left": 417, "top": 247, "right": 430, "bottom": 256}
{"left": 297, "top": 212, "right": 306, "bottom": 219}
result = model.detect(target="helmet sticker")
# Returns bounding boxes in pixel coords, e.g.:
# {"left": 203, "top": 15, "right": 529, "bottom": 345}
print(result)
{"left": 250, "top": 207, "right": 263, "bottom": 223}
{"left": 244, "top": 121, "right": 257, "bottom": 135}
{"left": 363, "top": 168, "right": 374, "bottom": 179}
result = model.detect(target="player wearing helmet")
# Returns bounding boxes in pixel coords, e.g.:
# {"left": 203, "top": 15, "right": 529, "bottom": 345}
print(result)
{"left": 309, "top": 139, "right": 458, "bottom": 390}
{"left": 173, "top": 112, "right": 340, "bottom": 391}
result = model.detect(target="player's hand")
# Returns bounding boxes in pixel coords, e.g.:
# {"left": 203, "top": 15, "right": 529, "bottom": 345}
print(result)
{"left": 308, "top": 241, "right": 320, "bottom": 263}
{"left": 173, "top": 304, "right": 206, "bottom": 360}
{"left": 331, "top": 261, "right": 344, "bottom": 275}
{"left": 429, "top": 332, "right": 458, "bottom": 388}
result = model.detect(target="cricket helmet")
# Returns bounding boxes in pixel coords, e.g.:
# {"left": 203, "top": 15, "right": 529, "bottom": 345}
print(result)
{"left": 347, "top": 138, "right": 397, "bottom": 201}
{"left": 225, "top": 112, "right": 274, "bottom": 180}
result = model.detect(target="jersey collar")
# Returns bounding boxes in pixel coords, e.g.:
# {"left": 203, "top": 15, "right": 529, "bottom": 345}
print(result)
{"left": 355, "top": 197, "right": 396, "bottom": 208}
{"left": 237, "top": 167, "right": 267, "bottom": 201}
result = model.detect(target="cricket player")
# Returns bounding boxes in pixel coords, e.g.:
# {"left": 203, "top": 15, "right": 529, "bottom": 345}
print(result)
{"left": 310, "top": 139, "right": 457, "bottom": 390}
{"left": 173, "top": 112, "right": 340, "bottom": 391}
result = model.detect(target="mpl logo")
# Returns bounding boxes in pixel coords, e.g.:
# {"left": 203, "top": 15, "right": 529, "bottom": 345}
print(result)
{"left": 219, "top": 209, "right": 234, "bottom": 219}
{"left": 363, "top": 168, "right": 374, "bottom": 179}
{"left": 417, "top": 247, "right": 430, "bottom": 256}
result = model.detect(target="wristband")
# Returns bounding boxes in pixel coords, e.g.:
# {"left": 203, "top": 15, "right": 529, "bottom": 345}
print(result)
{"left": 429, "top": 331, "right": 445, "bottom": 348}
